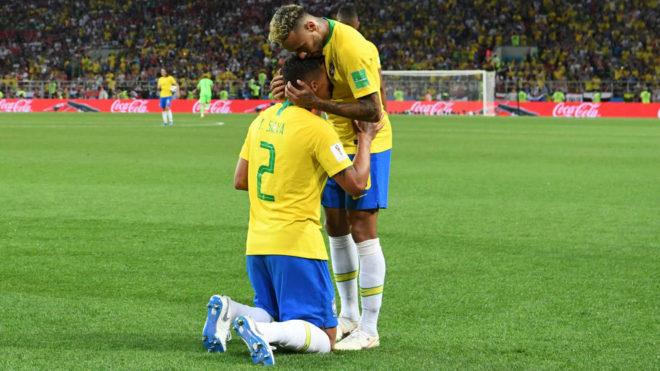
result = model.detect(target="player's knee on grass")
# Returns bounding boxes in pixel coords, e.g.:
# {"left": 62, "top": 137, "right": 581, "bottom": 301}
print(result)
{"left": 324, "top": 207, "right": 350, "bottom": 237}
{"left": 349, "top": 209, "right": 379, "bottom": 242}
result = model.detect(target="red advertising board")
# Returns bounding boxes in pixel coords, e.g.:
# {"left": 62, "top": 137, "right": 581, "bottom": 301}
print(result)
{"left": 0, "top": 99, "right": 274, "bottom": 114}
{"left": 1, "top": 99, "right": 659, "bottom": 119}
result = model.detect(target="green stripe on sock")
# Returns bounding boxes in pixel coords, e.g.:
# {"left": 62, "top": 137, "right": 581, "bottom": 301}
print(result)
{"left": 360, "top": 285, "right": 384, "bottom": 297}
{"left": 334, "top": 270, "right": 358, "bottom": 282}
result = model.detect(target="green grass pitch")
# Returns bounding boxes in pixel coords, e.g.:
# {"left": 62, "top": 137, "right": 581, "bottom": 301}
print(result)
{"left": 1, "top": 113, "right": 658, "bottom": 369}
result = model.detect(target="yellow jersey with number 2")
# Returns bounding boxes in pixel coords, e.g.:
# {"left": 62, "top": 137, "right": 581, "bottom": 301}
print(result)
{"left": 322, "top": 19, "right": 392, "bottom": 155}
{"left": 239, "top": 101, "right": 353, "bottom": 260}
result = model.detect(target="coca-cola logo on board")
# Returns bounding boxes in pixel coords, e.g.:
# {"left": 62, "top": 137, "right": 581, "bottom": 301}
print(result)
{"left": 409, "top": 101, "right": 454, "bottom": 115}
{"left": 0, "top": 99, "right": 32, "bottom": 112}
{"left": 552, "top": 103, "right": 600, "bottom": 118}
{"left": 110, "top": 99, "right": 149, "bottom": 113}
{"left": 192, "top": 100, "right": 233, "bottom": 114}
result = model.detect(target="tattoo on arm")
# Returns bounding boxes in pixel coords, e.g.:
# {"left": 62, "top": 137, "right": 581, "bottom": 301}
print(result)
{"left": 315, "top": 93, "right": 380, "bottom": 122}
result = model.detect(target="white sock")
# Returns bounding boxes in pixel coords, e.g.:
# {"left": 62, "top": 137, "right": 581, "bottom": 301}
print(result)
{"left": 161, "top": 111, "right": 167, "bottom": 123}
{"left": 167, "top": 110, "right": 173, "bottom": 123}
{"left": 329, "top": 234, "right": 360, "bottom": 321}
{"left": 226, "top": 297, "right": 273, "bottom": 323}
{"left": 256, "top": 320, "right": 331, "bottom": 353}
{"left": 357, "top": 238, "right": 386, "bottom": 337}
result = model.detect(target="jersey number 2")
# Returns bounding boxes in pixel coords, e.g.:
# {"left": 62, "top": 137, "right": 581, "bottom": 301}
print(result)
{"left": 257, "top": 141, "right": 275, "bottom": 202}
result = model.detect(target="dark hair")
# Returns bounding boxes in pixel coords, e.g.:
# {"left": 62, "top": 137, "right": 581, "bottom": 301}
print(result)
{"left": 282, "top": 55, "right": 324, "bottom": 88}
{"left": 337, "top": 3, "right": 358, "bottom": 22}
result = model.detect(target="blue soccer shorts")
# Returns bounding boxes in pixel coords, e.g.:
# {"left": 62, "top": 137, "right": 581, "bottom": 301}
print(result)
{"left": 322, "top": 149, "right": 391, "bottom": 210}
{"left": 246, "top": 255, "right": 338, "bottom": 329}
{"left": 159, "top": 96, "right": 173, "bottom": 109}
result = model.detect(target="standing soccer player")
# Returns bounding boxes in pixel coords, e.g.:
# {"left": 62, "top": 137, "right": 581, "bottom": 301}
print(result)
{"left": 202, "top": 56, "right": 380, "bottom": 365}
{"left": 196, "top": 74, "right": 214, "bottom": 118}
{"left": 157, "top": 68, "right": 177, "bottom": 127}
{"left": 268, "top": 5, "right": 392, "bottom": 350}
{"left": 337, "top": 4, "right": 387, "bottom": 111}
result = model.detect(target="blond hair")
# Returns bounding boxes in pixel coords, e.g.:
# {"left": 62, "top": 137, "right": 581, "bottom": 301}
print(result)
{"left": 268, "top": 4, "right": 306, "bottom": 45}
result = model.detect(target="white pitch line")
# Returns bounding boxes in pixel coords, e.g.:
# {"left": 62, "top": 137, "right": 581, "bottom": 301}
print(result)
{"left": 179, "top": 122, "right": 226, "bottom": 127}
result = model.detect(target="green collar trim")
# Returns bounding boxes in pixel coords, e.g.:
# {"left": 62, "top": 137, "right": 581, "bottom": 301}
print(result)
{"left": 323, "top": 18, "right": 335, "bottom": 48}
{"left": 276, "top": 100, "right": 293, "bottom": 116}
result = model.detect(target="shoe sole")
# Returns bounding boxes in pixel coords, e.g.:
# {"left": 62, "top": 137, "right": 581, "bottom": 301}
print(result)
{"left": 202, "top": 295, "right": 226, "bottom": 352}
{"left": 233, "top": 316, "right": 275, "bottom": 366}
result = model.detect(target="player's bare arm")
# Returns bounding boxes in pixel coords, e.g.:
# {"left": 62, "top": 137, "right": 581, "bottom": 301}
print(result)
{"left": 379, "top": 68, "right": 387, "bottom": 111}
{"left": 332, "top": 120, "right": 382, "bottom": 195}
{"left": 234, "top": 158, "right": 248, "bottom": 190}
{"left": 286, "top": 80, "right": 381, "bottom": 122}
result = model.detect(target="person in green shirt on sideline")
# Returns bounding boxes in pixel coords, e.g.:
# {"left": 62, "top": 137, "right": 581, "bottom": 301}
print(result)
{"left": 0, "top": 90, "right": 4, "bottom": 99}
{"left": 197, "top": 75, "right": 214, "bottom": 117}
{"left": 258, "top": 72, "right": 267, "bottom": 89}
{"left": 640, "top": 89, "right": 651, "bottom": 104}
{"left": 518, "top": 90, "right": 527, "bottom": 102}
{"left": 48, "top": 81, "right": 57, "bottom": 98}
{"left": 248, "top": 79, "right": 260, "bottom": 98}
{"left": 552, "top": 90, "right": 565, "bottom": 103}
{"left": 219, "top": 89, "right": 229, "bottom": 100}
{"left": 393, "top": 89, "right": 404, "bottom": 101}
{"left": 593, "top": 91, "right": 601, "bottom": 103}
{"left": 118, "top": 90, "right": 129, "bottom": 98}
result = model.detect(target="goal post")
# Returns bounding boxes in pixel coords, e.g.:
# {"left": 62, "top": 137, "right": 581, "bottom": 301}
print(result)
{"left": 381, "top": 70, "right": 496, "bottom": 116}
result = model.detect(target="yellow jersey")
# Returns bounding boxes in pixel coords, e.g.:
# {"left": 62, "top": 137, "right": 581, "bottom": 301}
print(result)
{"left": 158, "top": 76, "right": 176, "bottom": 98}
{"left": 323, "top": 19, "right": 392, "bottom": 154}
{"left": 239, "top": 102, "right": 353, "bottom": 260}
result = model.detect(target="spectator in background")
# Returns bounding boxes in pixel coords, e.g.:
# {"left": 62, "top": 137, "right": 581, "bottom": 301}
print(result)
{"left": 98, "top": 86, "right": 108, "bottom": 99}
{"left": 0, "top": 1, "right": 656, "bottom": 100}
{"left": 593, "top": 90, "right": 602, "bottom": 103}
{"left": 640, "top": 88, "right": 651, "bottom": 103}
{"left": 48, "top": 80, "right": 57, "bottom": 98}
{"left": 552, "top": 90, "right": 565, "bottom": 103}
{"left": 248, "top": 79, "right": 260, "bottom": 99}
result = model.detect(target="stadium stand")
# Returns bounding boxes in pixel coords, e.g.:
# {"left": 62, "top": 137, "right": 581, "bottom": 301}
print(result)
{"left": 0, "top": 0, "right": 657, "bottom": 101}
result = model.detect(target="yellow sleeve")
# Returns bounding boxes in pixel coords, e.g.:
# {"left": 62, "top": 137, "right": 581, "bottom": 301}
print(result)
{"left": 339, "top": 37, "right": 380, "bottom": 99}
{"left": 170, "top": 76, "right": 177, "bottom": 85}
{"left": 314, "top": 122, "right": 352, "bottom": 177}
{"left": 239, "top": 124, "right": 252, "bottom": 161}
{"left": 370, "top": 42, "right": 381, "bottom": 70}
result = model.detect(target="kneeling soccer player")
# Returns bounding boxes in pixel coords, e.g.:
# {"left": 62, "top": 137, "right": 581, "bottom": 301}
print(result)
{"left": 201, "top": 55, "right": 381, "bottom": 366}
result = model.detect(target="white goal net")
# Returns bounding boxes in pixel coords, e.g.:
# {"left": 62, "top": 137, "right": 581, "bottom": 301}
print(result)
{"left": 382, "top": 70, "right": 496, "bottom": 116}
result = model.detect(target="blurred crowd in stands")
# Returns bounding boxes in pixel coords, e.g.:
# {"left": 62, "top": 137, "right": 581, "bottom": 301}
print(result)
{"left": 0, "top": 0, "right": 657, "bottom": 101}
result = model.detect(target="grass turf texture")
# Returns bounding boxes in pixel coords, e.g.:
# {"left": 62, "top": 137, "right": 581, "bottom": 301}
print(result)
{"left": 0, "top": 113, "right": 658, "bottom": 369}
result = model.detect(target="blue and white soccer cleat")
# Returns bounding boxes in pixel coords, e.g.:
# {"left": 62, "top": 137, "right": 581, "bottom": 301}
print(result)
{"left": 202, "top": 295, "right": 231, "bottom": 352}
{"left": 233, "top": 316, "right": 275, "bottom": 366}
